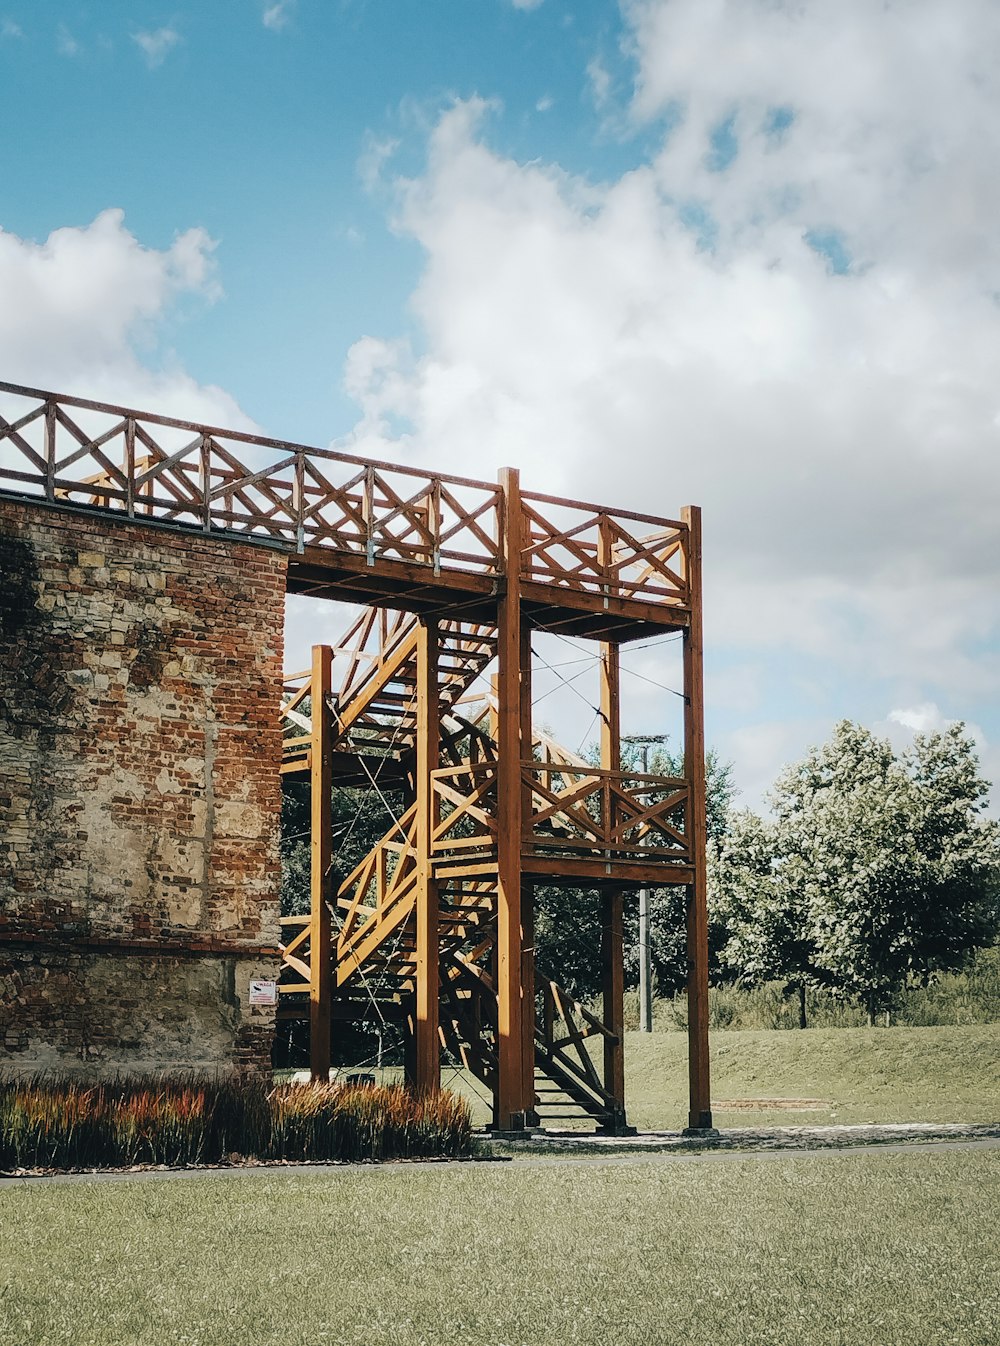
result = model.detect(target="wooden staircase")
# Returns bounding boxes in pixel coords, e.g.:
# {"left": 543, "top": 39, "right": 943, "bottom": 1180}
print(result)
{"left": 278, "top": 611, "right": 650, "bottom": 1132}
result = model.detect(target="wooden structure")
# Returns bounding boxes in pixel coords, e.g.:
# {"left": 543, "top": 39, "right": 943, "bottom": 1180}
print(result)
{"left": 0, "top": 380, "right": 712, "bottom": 1131}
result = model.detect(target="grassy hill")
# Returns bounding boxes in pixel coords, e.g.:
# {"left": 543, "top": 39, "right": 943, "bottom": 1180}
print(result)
{"left": 626, "top": 1023, "right": 1000, "bottom": 1129}
{"left": 442, "top": 1022, "right": 1000, "bottom": 1129}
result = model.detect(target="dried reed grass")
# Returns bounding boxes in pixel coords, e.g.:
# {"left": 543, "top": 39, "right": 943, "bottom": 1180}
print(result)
{"left": 0, "top": 1075, "right": 472, "bottom": 1172}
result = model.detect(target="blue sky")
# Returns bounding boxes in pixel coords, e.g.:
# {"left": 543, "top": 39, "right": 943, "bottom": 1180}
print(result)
{"left": 2, "top": 0, "right": 998, "bottom": 810}
{"left": 0, "top": 0, "right": 638, "bottom": 440}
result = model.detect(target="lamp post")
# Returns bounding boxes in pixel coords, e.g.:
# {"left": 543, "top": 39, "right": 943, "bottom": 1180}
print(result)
{"left": 621, "top": 733, "right": 669, "bottom": 1033}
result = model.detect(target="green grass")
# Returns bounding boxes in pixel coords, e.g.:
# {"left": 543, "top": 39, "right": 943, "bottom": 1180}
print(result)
{"left": 626, "top": 1023, "right": 1000, "bottom": 1129}
{"left": 1, "top": 1150, "right": 999, "bottom": 1344}
{"left": 433, "top": 1023, "right": 1000, "bottom": 1131}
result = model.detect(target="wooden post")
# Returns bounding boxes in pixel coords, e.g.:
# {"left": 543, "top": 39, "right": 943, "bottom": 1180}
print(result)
{"left": 495, "top": 466, "right": 527, "bottom": 1129}
{"left": 414, "top": 618, "right": 441, "bottom": 1094}
{"left": 682, "top": 505, "right": 712, "bottom": 1131}
{"left": 599, "top": 639, "right": 627, "bottom": 1129}
{"left": 601, "top": 890, "right": 626, "bottom": 1126}
{"left": 520, "top": 881, "right": 537, "bottom": 1123}
{"left": 519, "top": 624, "right": 537, "bottom": 1122}
{"left": 309, "top": 644, "right": 333, "bottom": 1082}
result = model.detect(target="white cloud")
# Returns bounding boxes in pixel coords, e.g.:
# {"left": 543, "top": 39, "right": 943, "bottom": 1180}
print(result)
{"left": 56, "top": 23, "right": 78, "bottom": 57}
{"left": 1, "top": 19, "right": 23, "bottom": 39}
{"left": 536, "top": 95, "right": 555, "bottom": 113}
{"left": 586, "top": 56, "right": 612, "bottom": 108}
{"left": 510, "top": 0, "right": 544, "bottom": 10}
{"left": 358, "top": 134, "right": 400, "bottom": 193}
{"left": 0, "top": 208, "right": 247, "bottom": 426}
{"left": 335, "top": 3, "right": 1000, "bottom": 806}
{"left": 339, "top": 2, "right": 1000, "bottom": 722}
{"left": 262, "top": 0, "right": 295, "bottom": 31}
{"left": 133, "top": 26, "right": 180, "bottom": 69}
{"left": 888, "top": 703, "right": 951, "bottom": 735}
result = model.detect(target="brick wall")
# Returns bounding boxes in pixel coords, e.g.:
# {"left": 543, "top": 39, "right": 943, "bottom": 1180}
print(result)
{"left": 0, "top": 499, "right": 287, "bottom": 1073}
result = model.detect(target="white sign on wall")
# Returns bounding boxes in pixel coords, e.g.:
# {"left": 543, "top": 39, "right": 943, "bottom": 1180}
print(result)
{"left": 248, "top": 979, "right": 278, "bottom": 1006}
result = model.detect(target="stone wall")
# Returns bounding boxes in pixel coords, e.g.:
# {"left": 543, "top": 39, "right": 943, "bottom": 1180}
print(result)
{"left": 0, "top": 499, "right": 287, "bottom": 1073}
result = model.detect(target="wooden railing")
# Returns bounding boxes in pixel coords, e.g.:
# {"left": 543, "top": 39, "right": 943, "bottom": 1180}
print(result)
{"left": 0, "top": 382, "right": 501, "bottom": 573}
{"left": 431, "top": 763, "right": 499, "bottom": 859}
{"left": 337, "top": 804, "right": 419, "bottom": 959}
{"left": 536, "top": 977, "right": 618, "bottom": 1111}
{"left": 429, "top": 760, "right": 691, "bottom": 866}
{"left": 521, "top": 491, "right": 688, "bottom": 607}
{"left": 0, "top": 381, "right": 690, "bottom": 611}
{"left": 524, "top": 764, "right": 690, "bottom": 863}
{"left": 277, "top": 915, "right": 312, "bottom": 995}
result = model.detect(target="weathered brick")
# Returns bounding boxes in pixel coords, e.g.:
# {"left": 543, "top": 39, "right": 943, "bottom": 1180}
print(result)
{"left": 0, "top": 502, "right": 287, "bottom": 1075}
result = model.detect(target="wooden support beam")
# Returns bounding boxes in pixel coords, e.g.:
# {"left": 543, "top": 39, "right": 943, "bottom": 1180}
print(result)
{"left": 600, "top": 890, "right": 626, "bottom": 1125}
{"left": 681, "top": 505, "right": 712, "bottom": 1131}
{"left": 519, "top": 623, "right": 538, "bottom": 1123}
{"left": 309, "top": 644, "right": 333, "bottom": 1082}
{"left": 599, "top": 638, "right": 627, "bottom": 1131}
{"left": 414, "top": 617, "right": 441, "bottom": 1094}
{"left": 495, "top": 466, "right": 528, "bottom": 1129}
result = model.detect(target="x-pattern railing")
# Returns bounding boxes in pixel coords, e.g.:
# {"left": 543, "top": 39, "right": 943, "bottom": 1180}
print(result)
{"left": 537, "top": 977, "right": 617, "bottom": 1108}
{"left": 431, "top": 763, "right": 499, "bottom": 857}
{"left": 337, "top": 804, "right": 419, "bottom": 962}
{"left": 0, "top": 382, "right": 501, "bottom": 574}
{"left": 521, "top": 491, "right": 689, "bottom": 606}
{"left": 523, "top": 763, "right": 691, "bottom": 862}
{"left": 429, "top": 760, "right": 691, "bottom": 865}
{"left": 0, "top": 382, "right": 691, "bottom": 613}
{"left": 277, "top": 915, "right": 312, "bottom": 994}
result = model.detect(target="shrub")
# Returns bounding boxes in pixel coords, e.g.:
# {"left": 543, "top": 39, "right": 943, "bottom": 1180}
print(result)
{"left": 0, "top": 1075, "right": 472, "bottom": 1173}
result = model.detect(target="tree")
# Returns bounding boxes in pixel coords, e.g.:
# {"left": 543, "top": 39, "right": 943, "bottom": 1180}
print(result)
{"left": 709, "top": 809, "right": 819, "bottom": 1026}
{"left": 719, "top": 721, "right": 1000, "bottom": 1023}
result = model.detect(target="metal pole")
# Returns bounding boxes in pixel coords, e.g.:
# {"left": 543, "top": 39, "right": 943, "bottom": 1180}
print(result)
{"left": 622, "top": 735, "right": 666, "bottom": 1034}
{"left": 639, "top": 887, "right": 653, "bottom": 1032}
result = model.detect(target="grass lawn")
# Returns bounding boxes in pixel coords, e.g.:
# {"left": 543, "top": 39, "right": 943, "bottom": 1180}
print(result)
{"left": 628, "top": 1023, "right": 1000, "bottom": 1130}
{"left": 1, "top": 1149, "right": 999, "bottom": 1345}
{"left": 438, "top": 1023, "right": 1000, "bottom": 1130}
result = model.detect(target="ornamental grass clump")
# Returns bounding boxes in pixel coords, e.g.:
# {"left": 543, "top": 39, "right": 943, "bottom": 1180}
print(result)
{"left": 0, "top": 1075, "right": 472, "bottom": 1171}
{"left": 267, "top": 1081, "right": 472, "bottom": 1162}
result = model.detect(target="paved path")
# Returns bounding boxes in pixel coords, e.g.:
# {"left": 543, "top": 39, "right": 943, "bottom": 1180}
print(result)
{"left": 2, "top": 1122, "right": 999, "bottom": 1187}
{"left": 488, "top": 1119, "right": 1000, "bottom": 1156}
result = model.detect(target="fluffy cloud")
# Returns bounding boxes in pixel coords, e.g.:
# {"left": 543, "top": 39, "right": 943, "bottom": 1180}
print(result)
{"left": 262, "top": 1, "right": 295, "bottom": 32}
{"left": 0, "top": 209, "right": 248, "bottom": 426}
{"left": 133, "top": 27, "right": 181, "bottom": 69}
{"left": 342, "top": 1, "right": 1000, "bottom": 741}
{"left": 56, "top": 24, "right": 79, "bottom": 57}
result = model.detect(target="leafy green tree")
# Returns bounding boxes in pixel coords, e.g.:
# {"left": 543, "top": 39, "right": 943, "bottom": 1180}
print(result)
{"left": 715, "top": 721, "right": 1000, "bottom": 1024}
{"left": 709, "top": 809, "right": 820, "bottom": 1026}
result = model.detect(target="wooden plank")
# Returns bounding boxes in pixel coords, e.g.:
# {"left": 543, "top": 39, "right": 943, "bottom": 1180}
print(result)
{"left": 309, "top": 644, "right": 333, "bottom": 1082}
{"left": 521, "top": 855, "right": 695, "bottom": 886}
{"left": 598, "top": 624, "right": 627, "bottom": 1128}
{"left": 519, "top": 622, "right": 537, "bottom": 1121}
{"left": 495, "top": 465, "right": 528, "bottom": 1129}
{"left": 682, "top": 504, "right": 712, "bottom": 1130}
{"left": 414, "top": 618, "right": 441, "bottom": 1094}
{"left": 601, "top": 890, "right": 626, "bottom": 1119}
